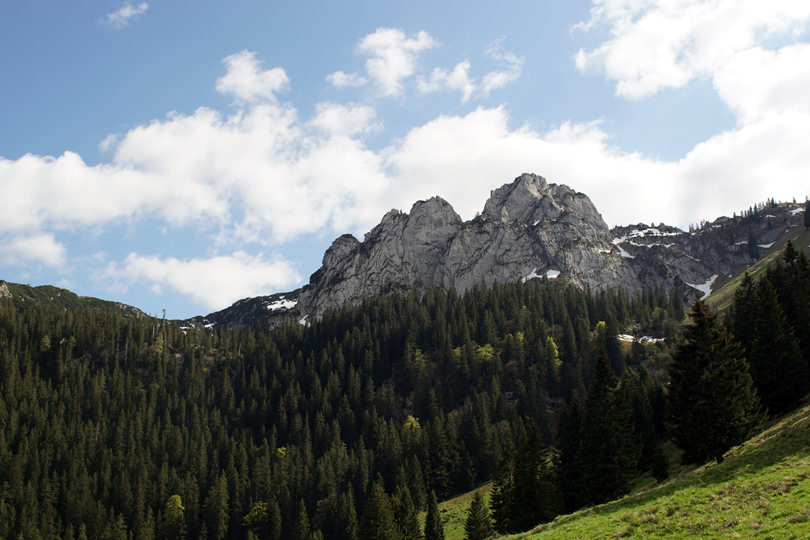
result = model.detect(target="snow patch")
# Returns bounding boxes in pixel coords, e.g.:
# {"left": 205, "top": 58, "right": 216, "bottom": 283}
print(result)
{"left": 618, "top": 334, "right": 665, "bottom": 344}
{"left": 522, "top": 268, "right": 561, "bottom": 282}
{"left": 686, "top": 274, "right": 718, "bottom": 301}
{"left": 757, "top": 242, "right": 775, "bottom": 249}
{"left": 612, "top": 237, "right": 635, "bottom": 259}
{"left": 522, "top": 268, "right": 541, "bottom": 283}
{"left": 627, "top": 227, "right": 681, "bottom": 239}
{"left": 298, "top": 314, "right": 309, "bottom": 326}
{"left": 628, "top": 240, "right": 674, "bottom": 248}
{"left": 790, "top": 207, "right": 804, "bottom": 216}
{"left": 266, "top": 297, "right": 297, "bottom": 311}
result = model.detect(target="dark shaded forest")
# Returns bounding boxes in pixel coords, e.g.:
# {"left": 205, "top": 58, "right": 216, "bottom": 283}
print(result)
{"left": 1, "top": 243, "right": 808, "bottom": 540}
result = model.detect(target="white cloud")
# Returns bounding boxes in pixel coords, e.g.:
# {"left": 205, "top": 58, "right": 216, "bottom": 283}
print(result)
{"left": 0, "top": 151, "right": 166, "bottom": 233}
{"left": 575, "top": 0, "right": 810, "bottom": 99}
{"left": 384, "top": 107, "right": 675, "bottom": 227}
{"left": 480, "top": 39, "right": 524, "bottom": 95}
{"left": 384, "top": 106, "right": 810, "bottom": 229}
{"left": 216, "top": 50, "right": 289, "bottom": 103}
{"left": 418, "top": 61, "right": 476, "bottom": 102}
{"left": 713, "top": 44, "right": 810, "bottom": 123}
{"left": 310, "top": 102, "right": 380, "bottom": 136}
{"left": 2, "top": 233, "right": 67, "bottom": 267}
{"left": 356, "top": 28, "right": 437, "bottom": 97}
{"left": 416, "top": 40, "right": 523, "bottom": 102}
{"left": 104, "top": 251, "right": 301, "bottom": 311}
{"left": 326, "top": 70, "right": 367, "bottom": 88}
{"left": 105, "top": 2, "right": 149, "bottom": 29}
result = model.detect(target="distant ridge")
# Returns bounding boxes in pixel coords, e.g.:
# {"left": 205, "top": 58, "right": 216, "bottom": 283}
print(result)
{"left": 0, "top": 280, "right": 147, "bottom": 318}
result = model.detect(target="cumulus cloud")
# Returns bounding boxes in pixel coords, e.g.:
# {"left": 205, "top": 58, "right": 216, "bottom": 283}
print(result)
{"left": 326, "top": 70, "right": 367, "bottom": 88}
{"left": 417, "top": 40, "right": 523, "bottom": 102}
{"left": 574, "top": 0, "right": 810, "bottom": 99}
{"left": 1, "top": 233, "right": 67, "bottom": 268}
{"left": 418, "top": 61, "right": 477, "bottom": 102}
{"left": 480, "top": 39, "right": 524, "bottom": 95}
{"left": 385, "top": 107, "right": 676, "bottom": 227}
{"left": 356, "top": 28, "right": 437, "bottom": 97}
{"left": 310, "top": 102, "right": 380, "bottom": 137}
{"left": 103, "top": 251, "right": 301, "bottom": 311}
{"left": 104, "top": 2, "right": 149, "bottom": 29}
{"left": 216, "top": 50, "right": 289, "bottom": 103}
{"left": 386, "top": 106, "right": 810, "bottom": 228}
{"left": 713, "top": 44, "right": 810, "bottom": 123}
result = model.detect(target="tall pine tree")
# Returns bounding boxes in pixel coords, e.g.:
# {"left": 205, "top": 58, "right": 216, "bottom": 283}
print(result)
{"left": 463, "top": 492, "right": 493, "bottom": 540}
{"left": 423, "top": 491, "right": 445, "bottom": 540}
{"left": 669, "top": 301, "right": 764, "bottom": 464}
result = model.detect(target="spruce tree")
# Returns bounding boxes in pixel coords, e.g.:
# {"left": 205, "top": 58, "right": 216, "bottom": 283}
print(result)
{"left": 423, "top": 490, "right": 445, "bottom": 540}
{"left": 292, "top": 501, "right": 311, "bottom": 540}
{"left": 488, "top": 457, "right": 513, "bottom": 534}
{"left": 392, "top": 482, "right": 421, "bottom": 540}
{"left": 669, "top": 301, "right": 764, "bottom": 464}
{"left": 358, "top": 483, "right": 402, "bottom": 540}
{"left": 510, "top": 425, "right": 543, "bottom": 530}
{"left": 556, "top": 396, "right": 583, "bottom": 513}
{"left": 748, "top": 279, "right": 806, "bottom": 415}
{"left": 463, "top": 492, "right": 493, "bottom": 540}
{"left": 578, "top": 352, "right": 635, "bottom": 505}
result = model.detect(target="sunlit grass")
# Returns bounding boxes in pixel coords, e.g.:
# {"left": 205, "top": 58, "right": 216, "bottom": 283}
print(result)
{"left": 499, "top": 402, "right": 810, "bottom": 539}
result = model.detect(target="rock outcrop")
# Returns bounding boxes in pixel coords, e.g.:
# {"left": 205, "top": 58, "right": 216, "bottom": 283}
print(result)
{"left": 200, "top": 173, "right": 806, "bottom": 328}
{"left": 294, "top": 173, "right": 644, "bottom": 319}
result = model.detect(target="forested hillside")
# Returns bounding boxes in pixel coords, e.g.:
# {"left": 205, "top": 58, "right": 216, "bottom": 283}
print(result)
{"left": 0, "top": 278, "right": 681, "bottom": 540}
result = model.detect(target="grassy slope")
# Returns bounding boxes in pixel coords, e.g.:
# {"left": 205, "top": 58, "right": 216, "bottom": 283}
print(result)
{"left": 497, "top": 402, "right": 810, "bottom": 540}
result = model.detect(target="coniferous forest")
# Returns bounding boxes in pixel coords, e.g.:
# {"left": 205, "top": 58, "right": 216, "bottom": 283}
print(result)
{"left": 1, "top": 244, "right": 809, "bottom": 540}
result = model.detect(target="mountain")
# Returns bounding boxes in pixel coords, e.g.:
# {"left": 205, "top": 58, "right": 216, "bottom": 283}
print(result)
{"left": 0, "top": 279, "right": 147, "bottom": 318}
{"left": 201, "top": 173, "right": 805, "bottom": 329}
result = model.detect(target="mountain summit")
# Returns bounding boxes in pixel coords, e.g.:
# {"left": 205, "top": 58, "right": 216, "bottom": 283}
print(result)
{"left": 197, "top": 173, "right": 803, "bottom": 328}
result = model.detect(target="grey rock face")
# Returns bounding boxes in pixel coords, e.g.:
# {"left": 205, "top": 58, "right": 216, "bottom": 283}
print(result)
{"left": 296, "top": 173, "right": 641, "bottom": 319}
{"left": 206, "top": 174, "right": 805, "bottom": 327}
{"left": 0, "top": 280, "right": 11, "bottom": 299}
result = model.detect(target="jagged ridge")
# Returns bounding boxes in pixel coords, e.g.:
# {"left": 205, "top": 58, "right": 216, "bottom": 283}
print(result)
{"left": 203, "top": 173, "right": 807, "bottom": 328}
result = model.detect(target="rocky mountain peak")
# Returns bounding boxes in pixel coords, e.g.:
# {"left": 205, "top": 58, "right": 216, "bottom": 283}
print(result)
{"left": 482, "top": 173, "right": 549, "bottom": 222}
{"left": 197, "top": 174, "right": 807, "bottom": 329}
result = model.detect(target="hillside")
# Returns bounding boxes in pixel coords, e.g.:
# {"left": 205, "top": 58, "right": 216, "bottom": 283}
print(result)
{"left": 496, "top": 401, "right": 810, "bottom": 539}
{"left": 0, "top": 279, "right": 147, "bottom": 318}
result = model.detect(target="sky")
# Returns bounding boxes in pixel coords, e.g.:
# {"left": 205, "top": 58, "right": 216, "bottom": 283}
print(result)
{"left": 2, "top": 0, "right": 810, "bottom": 318}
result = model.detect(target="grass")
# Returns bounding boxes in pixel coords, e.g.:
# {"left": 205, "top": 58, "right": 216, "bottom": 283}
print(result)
{"left": 497, "top": 401, "right": 810, "bottom": 539}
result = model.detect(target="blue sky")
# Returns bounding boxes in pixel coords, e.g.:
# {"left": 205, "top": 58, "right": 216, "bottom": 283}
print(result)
{"left": 2, "top": 0, "right": 809, "bottom": 318}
